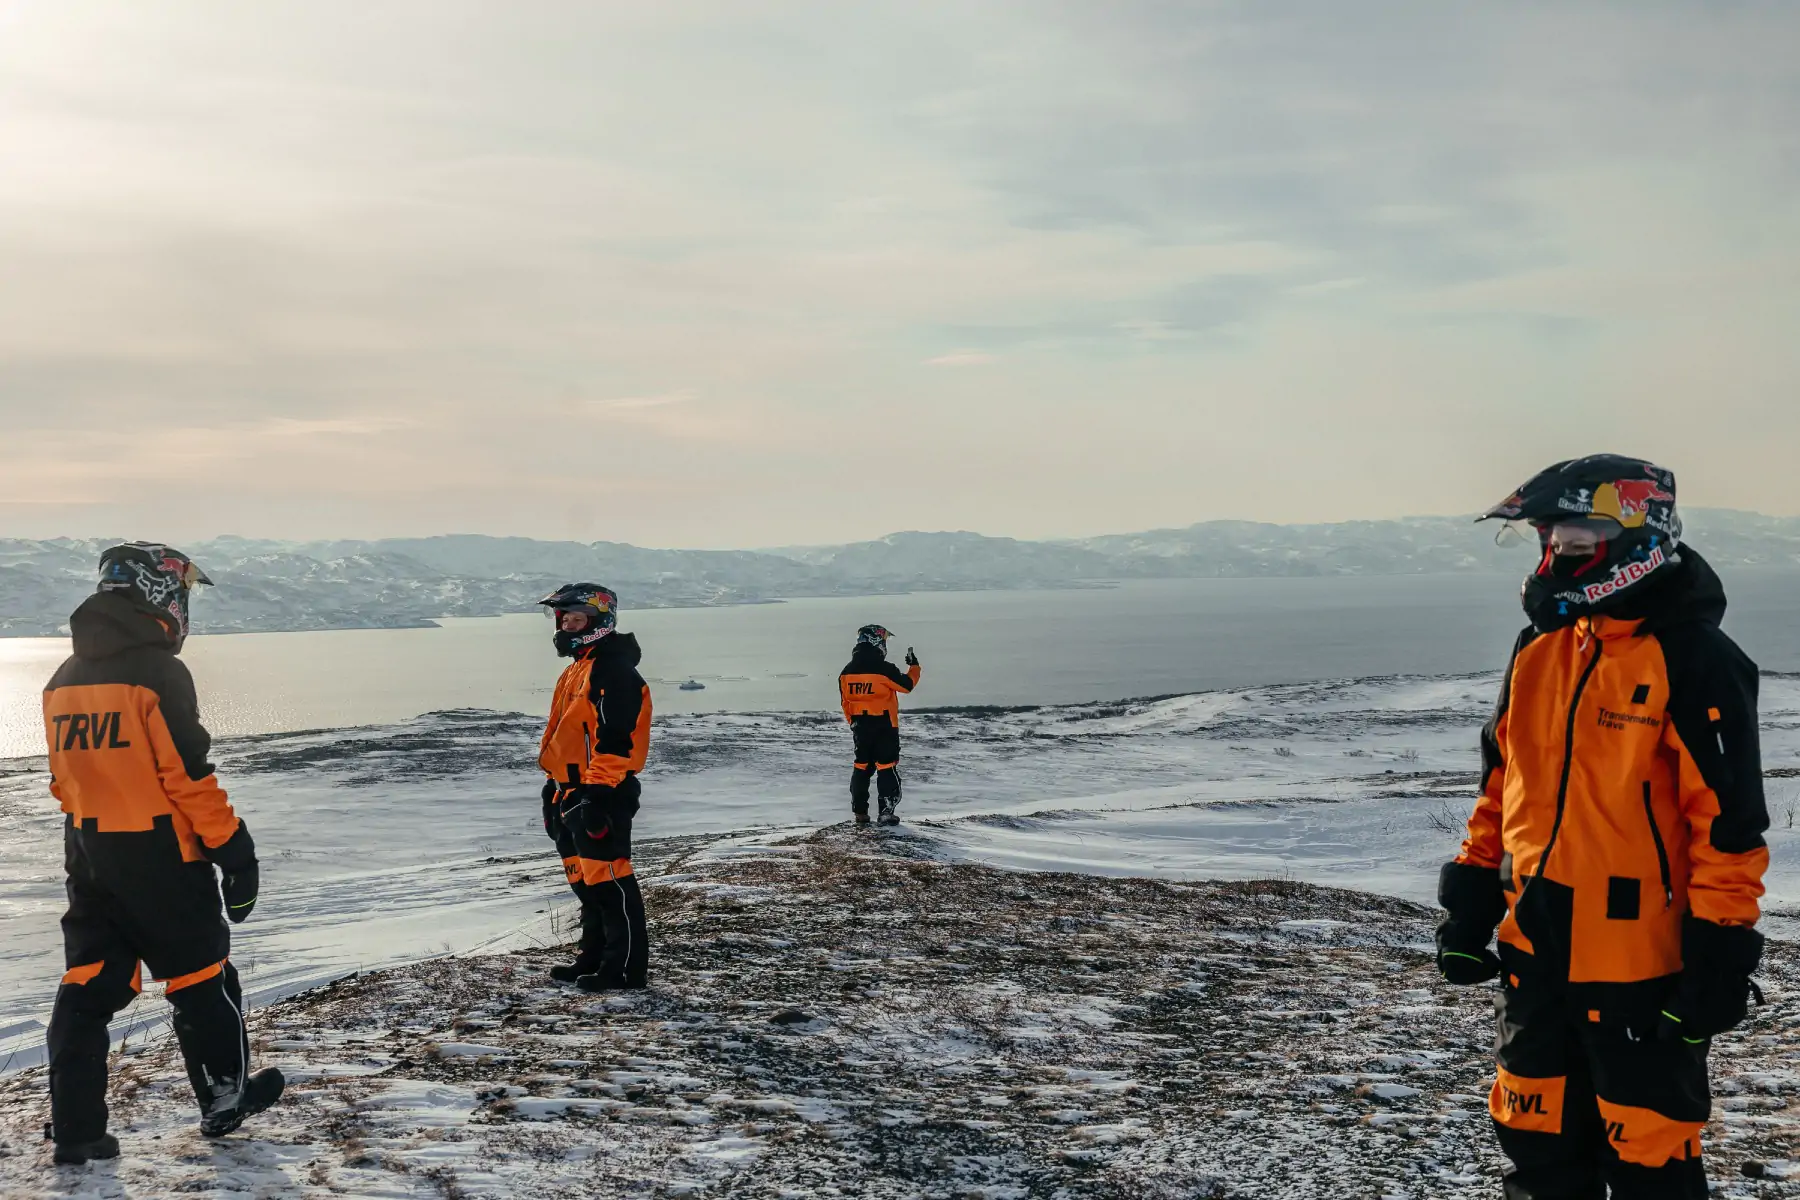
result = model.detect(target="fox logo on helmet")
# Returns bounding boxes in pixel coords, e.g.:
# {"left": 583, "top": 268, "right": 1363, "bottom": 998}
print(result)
{"left": 96, "top": 542, "right": 212, "bottom": 641}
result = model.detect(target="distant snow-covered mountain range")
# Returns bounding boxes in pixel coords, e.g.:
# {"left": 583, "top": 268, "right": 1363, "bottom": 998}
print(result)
{"left": 3, "top": 510, "right": 1796, "bottom": 636}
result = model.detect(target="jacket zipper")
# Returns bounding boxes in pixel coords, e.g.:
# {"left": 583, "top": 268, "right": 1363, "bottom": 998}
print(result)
{"left": 1642, "top": 781, "right": 1673, "bottom": 909}
{"left": 582, "top": 721, "right": 592, "bottom": 766}
{"left": 1528, "top": 638, "right": 1603, "bottom": 885}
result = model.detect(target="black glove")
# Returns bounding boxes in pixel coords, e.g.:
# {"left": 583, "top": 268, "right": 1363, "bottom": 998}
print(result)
{"left": 202, "top": 821, "right": 260, "bottom": 923}
{"left": 1436, "top": 923, "right": 1503, "bottom": 984}
{"left": 579, "top": 783, "right": 616, "bottom": 838}
{"left": 222, "top": 863, "right": 260, "bottom": 924}
{"left": 203, "top": 819, "right": 258, "bottom": 872}
{"left": 1436, "top": 861, "right": 1507, "bottom": 986}
{"left": 905, "top": 648, "right": 919, "bottom": 667}
{"left": 541, "top": 779, "right": 563, "bottom": 841}
{"left": 1658, "top": 916, "right": 1764, "bottom": 1042}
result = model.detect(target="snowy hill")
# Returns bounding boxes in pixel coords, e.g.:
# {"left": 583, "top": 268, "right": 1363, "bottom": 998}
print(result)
{"left": 3, "top": 671, "right": 1800, "bottom": 1193}
{"left": 3, "top": 827, "right": 1798, "bottom": 1197}
{"left": 3, "top": 508, "right": 1796, "bottom": 636}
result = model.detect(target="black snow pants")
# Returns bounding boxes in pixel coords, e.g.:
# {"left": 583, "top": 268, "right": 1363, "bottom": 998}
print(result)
{"left": 1490, "top": 979, "right": 1710, "bottom": 1199}
{"left": 49, "top": 870, "right": 248, "bottom": 1143}
{"left": 552, "top": 784, "right": 648, "bottom": 987}
{"left": 849, "top": 717, "right": 902, "bottom": 814}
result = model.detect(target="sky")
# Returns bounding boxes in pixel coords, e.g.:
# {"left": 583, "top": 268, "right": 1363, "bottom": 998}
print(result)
{"left": 1, "top": 1, "right": 1796, "bottom": 549}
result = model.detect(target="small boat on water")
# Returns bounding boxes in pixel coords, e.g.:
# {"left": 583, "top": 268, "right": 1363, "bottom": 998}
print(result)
{"left": 678, "top": 679, "right": 706, "bottom": 691}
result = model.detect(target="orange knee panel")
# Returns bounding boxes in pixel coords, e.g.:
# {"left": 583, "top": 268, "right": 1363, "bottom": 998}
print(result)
{"left": 1490, "top": 1067, "right": 1567, "bottom": 1135}
{"left": 160, "top": 961, "right": 225, "bottom": 994}
{"left": 578, "top": 857, "right": 634, "bottom": 885}
{"left": 61, "top": 959, "right": 143, "bottom": 993}
{"left": 61, "top": 961, "right": 106, "bottom": 987}
{"left": 1595, "top": 1097, "right": 1704, "bottom": 1168}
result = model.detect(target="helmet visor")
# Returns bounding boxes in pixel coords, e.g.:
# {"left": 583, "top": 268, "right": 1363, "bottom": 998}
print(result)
{"left": 1539, "top": 516, "right": 1624, "bottom": 558}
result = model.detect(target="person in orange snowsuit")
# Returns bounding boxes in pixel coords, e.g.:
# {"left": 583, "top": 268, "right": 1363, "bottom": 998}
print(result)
{"left": 536, "top": 583, "right": 651, "bottom": 991}
{"left": 838, "top": 624, "right": 921, "bottom": 826}
{"left": 43, "top": 543, "right": 282, "bottom": 1164}
{"left": 1439, "top": 456, "right": 1767, "bottom": 1199}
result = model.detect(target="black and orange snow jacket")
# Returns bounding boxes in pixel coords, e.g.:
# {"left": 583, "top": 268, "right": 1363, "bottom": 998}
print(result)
{"left": 44, "top": 593, "right": 253, "bottom": 885}
{"left": 539, "top": 632, "right": 652, "bottom": 789}
{"left": 1448, "top": 550, "right": 1767, "bottom": 995}
{"left": 838, "top": 644, "right": 920, "bottom": 728}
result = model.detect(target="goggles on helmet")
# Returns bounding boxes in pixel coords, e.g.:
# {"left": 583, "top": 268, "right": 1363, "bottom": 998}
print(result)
{"left": 538, "top": 583, "right": 618, "bottom": 657}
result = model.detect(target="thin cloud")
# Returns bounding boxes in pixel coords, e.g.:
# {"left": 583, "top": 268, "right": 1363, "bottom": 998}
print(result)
{"left": 0, "top": 3, "right": 1794, "bottom": 543}
{"left": 596, "top": 391, "right": 695, "bottom": 410}
{"left": 585, "top": 391, "right": 752, "bottom": 442}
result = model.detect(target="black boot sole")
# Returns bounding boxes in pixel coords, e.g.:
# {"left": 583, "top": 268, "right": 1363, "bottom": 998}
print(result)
{"left": 52, "top": 1134, "right": 120, "bottom": 1165}
{"left": 201, "top": 1068, "right": 285, "bottom": 1138}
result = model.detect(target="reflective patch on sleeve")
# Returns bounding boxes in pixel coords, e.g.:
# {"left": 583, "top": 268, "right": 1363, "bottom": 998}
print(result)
{"left": 1490, "top": 1067, "right": 1566, "bottom": 1134}
{"left": 1595, "top": 1097, "right": 1704, "bottom": 1168}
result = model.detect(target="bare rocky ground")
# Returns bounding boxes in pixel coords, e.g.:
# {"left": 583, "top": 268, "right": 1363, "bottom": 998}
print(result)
{"left": 3, "top": 826, "right": 1799, "bottom": 1199}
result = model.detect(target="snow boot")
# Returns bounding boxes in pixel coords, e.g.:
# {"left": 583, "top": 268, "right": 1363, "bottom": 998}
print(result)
{"left": 200, "top": 1068, "right": 285, "bottom": 1137}
{"left": 877, "top": 799, "right": 900, "bottom": 827}
{"left": 853, "top": 806, "right": 871, "bottom": 827}
{"left": 549, "top": 960, "right": 600, "bottom": 984}
{"left": 51, "top": 1132, "right": 119, "bottom": 1165}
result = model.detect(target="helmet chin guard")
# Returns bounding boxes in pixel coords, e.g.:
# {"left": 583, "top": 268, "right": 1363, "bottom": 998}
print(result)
{"left": 539, "top": 583, "right": 619, "bottom": 657}
{"left": 1480, "top": 455, "right": 1681, "bottom": 630}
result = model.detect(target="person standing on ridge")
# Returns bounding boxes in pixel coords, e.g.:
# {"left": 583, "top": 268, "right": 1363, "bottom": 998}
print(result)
{"left": 536, "top": 584, "right": 651, "bottom": 991}
{"left": 1437, "top": 456, "right": 1767, "bottom": 1198}
{"left": 42, "top": 543, "right": 282, "bottom": 1165}
{"left": 838, "top": 624, "right": 922, "bottom": 826}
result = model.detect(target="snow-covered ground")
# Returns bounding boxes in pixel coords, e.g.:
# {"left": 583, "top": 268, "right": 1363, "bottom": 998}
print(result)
{"left": 6, "top": 671, "right": 1800, "bottom": 1069}
{"left": 3, "top": 672, "right": 1799, "bottom": 1194}
{"left": 2, "top": 824, "right": 1798, "bottom": 1198}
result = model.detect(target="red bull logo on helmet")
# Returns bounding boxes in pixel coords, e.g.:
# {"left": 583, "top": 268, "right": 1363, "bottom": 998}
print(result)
{"left": 1591, "top": 478, "right": 1676, "bottom": 530}
{"left": 1582, "top": 544, "right": 1667, "bottom": 604}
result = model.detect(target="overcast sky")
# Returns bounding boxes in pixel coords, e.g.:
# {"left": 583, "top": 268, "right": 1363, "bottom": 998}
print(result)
{"left": 1, "top": 2, "right": 1795, "bottom": 548}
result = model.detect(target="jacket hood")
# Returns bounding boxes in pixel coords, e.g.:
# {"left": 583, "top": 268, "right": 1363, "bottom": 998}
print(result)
{"left": 584, "top": 630, "right": 642, "bottom": 669}
{"left": 849, "top": 641, "right": 888, "bottom": 665}
{"left": 1620, "top": 546, "right": 1727, "bottom": 631}
{"left": 69, "top": 592, "right": 177, "bottom": 660}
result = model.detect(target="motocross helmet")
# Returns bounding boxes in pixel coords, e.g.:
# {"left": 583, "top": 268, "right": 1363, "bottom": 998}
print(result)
{"left": 96, "top": 542, "right": 213, "bottom": 648}
{"left": 1479, "top": 454, "right": 1681, "bottom": 631}
{"left": 538, "top": 583, "right": 618, "bottom": 657}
